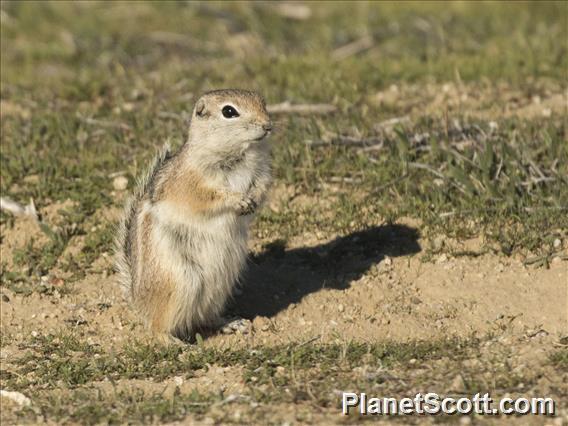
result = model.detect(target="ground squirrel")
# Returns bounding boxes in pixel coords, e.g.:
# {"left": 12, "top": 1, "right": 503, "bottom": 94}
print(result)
{"left": 115, "top": 89, "right": 272, "bottom": 342}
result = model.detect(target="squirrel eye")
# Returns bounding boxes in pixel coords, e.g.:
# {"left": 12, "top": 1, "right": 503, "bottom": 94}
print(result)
{"left": 222, "top": 105, "right": 239, "bottom": 118}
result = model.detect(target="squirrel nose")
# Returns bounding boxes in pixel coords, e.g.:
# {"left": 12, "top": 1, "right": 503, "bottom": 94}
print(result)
{"left": 262, "top": 123, "right": 273, "bottom": 132}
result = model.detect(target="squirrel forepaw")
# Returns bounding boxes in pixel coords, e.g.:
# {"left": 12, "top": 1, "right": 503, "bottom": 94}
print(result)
{"left": 237, "top": 196, "right": 258, "bottom": 216}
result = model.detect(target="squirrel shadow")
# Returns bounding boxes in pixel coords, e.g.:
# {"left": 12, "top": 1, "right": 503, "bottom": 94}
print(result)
{"left": 231, "top": 224, "right": 421, "bottom": 319}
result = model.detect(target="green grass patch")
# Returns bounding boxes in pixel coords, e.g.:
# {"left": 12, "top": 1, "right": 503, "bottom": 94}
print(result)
{"left": 1, "top": 3, "right": 566, "bottom": 274}
{"left": 549, "top": 349, "right": 568, "bottom": 372}
{"left": 13, "top": 388, "right": 215, "bottom": 425}
{"left": 5, "top": 332, "right": 479, "bottom": 391}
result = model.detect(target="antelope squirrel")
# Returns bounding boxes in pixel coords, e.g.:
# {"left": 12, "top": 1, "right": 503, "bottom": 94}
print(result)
{"left": 115, "top": 89, "right": 272, "bottom": 341}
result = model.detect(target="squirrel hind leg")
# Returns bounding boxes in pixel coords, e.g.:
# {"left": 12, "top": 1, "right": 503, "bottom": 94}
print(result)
{"left": 135, "top": 273, "right": 182, "bottom": 341}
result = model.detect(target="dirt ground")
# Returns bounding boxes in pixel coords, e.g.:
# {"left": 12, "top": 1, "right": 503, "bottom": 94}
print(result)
{"left": 1, "top": 196, "right": 566, "bottom": 424}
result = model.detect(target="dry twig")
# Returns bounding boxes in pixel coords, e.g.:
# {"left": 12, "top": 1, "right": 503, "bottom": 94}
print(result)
{"left": 267, "top": 102, "right": 336, "bottom": 115}
{"left": 332, "top": 35, "right": 374, "bottom": 61}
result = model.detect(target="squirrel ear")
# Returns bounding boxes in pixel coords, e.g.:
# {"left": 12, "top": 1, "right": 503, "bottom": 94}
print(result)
{"left": 195, "top": 99, "right": 207, "bottom": 117}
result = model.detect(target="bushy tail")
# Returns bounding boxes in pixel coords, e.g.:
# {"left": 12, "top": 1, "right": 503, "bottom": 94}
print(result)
{"left": 114, "top": 143, "right": 173, "bottom": 298}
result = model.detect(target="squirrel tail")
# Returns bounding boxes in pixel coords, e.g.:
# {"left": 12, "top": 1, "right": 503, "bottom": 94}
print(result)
{"left": 114, "top": 143, "right": 173, "bottom": 298}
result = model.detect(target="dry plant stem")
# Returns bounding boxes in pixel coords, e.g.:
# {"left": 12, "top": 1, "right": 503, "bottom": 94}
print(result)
{"left": 267, "top": 102, "right": 337, "bottom": 115}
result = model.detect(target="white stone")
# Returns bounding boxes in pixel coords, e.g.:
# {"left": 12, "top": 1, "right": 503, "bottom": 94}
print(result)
{"left": 0, "top": 390, "right": 31, "bottom": 406}
{"left": 112, "top": 176, "right": 128, "bottom": 191}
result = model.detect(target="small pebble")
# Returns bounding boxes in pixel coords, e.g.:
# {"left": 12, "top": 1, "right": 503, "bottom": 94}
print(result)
{"left": 432, "top": 236, "right": 445, "bottom": 250}
{"left": 113, "top": 176, "right": 129, "bottom": 191}
{"left": 450, "top": 374, "right": 466, "bottom": 392}
{"left": 338, "top": 304, "right": 345, "bottom": 313}
{"left": 0, "top": 390, "right": 31, "bottom": 407}
{"left": 173, "top": 376, "right": 183, "bottom": 386}
{"left": 553, "top": 238, "right": 561, "bottom": 249}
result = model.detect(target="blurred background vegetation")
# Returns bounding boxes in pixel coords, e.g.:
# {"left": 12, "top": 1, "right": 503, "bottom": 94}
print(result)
{"left": 1, "top": 1, "right": 567, "bottom": 272}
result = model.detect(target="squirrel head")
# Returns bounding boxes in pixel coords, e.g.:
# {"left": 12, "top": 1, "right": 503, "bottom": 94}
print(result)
{"left": 188, "top": 89, "right": 272, "bottom": 153}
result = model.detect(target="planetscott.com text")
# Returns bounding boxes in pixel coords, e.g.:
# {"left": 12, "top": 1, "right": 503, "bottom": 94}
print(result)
{"left": 342, "top": 392, "right": 555, "bottom": 416}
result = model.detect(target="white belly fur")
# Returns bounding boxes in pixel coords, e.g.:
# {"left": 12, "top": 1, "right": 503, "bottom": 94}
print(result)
{"left": 151, "top": 201, "right": 250, "bottom": 334}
